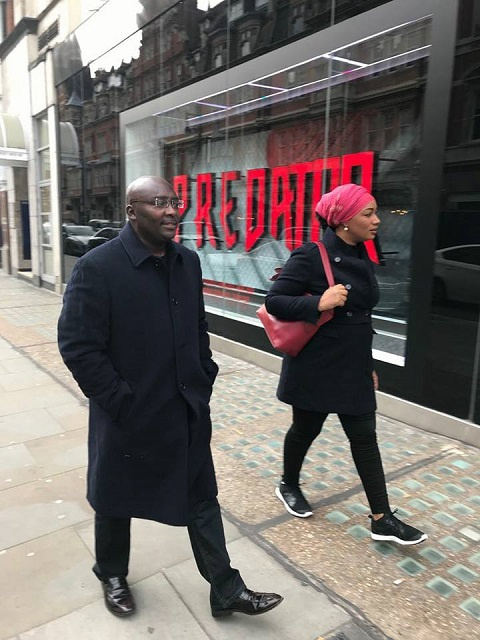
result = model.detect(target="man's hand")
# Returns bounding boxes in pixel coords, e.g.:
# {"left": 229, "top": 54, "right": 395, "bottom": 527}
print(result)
{"left": 318, "top": 284, "right": 348, "bottom": 312}
{"left": 372, "top": 370, "right": 379, "bottom": 391}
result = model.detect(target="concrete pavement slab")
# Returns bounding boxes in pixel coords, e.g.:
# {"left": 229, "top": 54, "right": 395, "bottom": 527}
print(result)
{"left": 1, "top": 356, "right": 38, "bottom": 374}
{"left": 0, "top": 384, "right": 78, "bottom": 417}
{"left": 0, "top": 469, "right": 90, "bottom": 549}
{"left": 320, "top": 621, "right": 384, "bottom": 640}
{"left": 0, "top": 528, "right": 96, "bottom": 640}
{"left": 0, "top": 343, "right": 23, "bottom": 359}
{"left": 0, "top": 318, "right": 56, "bottom": 347}
{"left": 11, "top": 573, "right": 211, "bottom": 640}
{"left": 164, "top": 536, "right": 350, "bottom": 640}
{"left": 22, "top": 343, "right": 79, "bottom": 396}
{"left": 0, "top": 370, "right": 54, "bottom": 392}
{"left": 25, "top": 429, "right": 87, "bottom": 478}
{"left": 0, "top": 443, "right": 38, "bottom": 488}
{"left": 0, "top": 408, "right": 66, "bottom": 447}
{"left": 45, "top": 403, "right": 88, "bottom": 432}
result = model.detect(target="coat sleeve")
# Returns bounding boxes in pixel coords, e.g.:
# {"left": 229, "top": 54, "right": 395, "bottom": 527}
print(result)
{"left": 265, "top": 244, "right": 323, "bottom": 324}
{"left": 57, "top": 257, "right": 133, "bottom": 422}
{"left": 195, "top": 254, "right": 219, "bottom": 387}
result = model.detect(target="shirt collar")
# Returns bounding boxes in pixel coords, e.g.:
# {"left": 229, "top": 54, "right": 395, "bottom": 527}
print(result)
{"left": 119, "top": 222, "right": 182, "bottom": 267}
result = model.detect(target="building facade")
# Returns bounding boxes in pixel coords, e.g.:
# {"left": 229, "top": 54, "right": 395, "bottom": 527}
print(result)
{"left": 0, "top": 0, "right": 479, "bottom": 428}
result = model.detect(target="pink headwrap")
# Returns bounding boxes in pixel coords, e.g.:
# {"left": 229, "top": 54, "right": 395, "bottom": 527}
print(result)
{"left": 315, "top": 183, "right": 374, "bottom": 228}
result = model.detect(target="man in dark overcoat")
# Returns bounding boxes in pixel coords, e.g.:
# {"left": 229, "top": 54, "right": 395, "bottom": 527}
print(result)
{"left": 57, "top": 175, "right": 283, "bottom": 619}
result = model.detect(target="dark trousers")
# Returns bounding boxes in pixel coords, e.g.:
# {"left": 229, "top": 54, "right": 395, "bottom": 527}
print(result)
{"left": 94, "top": 497, "right": 246, "bottom": 608}
{"left": 283, "top": 408, "right": 390, "bottom": 514}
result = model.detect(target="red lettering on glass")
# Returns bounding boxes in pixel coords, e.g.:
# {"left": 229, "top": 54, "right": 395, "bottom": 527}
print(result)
{"left": 195, "top": 173, "right": 219, "bottom": 249}
{"left": 245, "top": 168, "right": 267, "bottom": 252}
{"left": 271, "top": 166, "right": 294, "bottom": 251}
{"left": 341, "top": 151, "right": 374, "bottom": 191}
{"left": 172, "top": 174, "right": 189, "bottom": 242}
{"left": 176, "top": 150, "right": 376, "bottom": 256}
{"left": 290, "top": 161, "right": 313, "bottom": 248}
{"left": 220, "top": 171, "right": 240, "bottom": 249}
{"left": 310, "top": 156, "right": 341, "bottom": 242}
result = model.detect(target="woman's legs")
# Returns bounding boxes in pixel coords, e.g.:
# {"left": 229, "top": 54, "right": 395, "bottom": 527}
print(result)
{"left": 339, "top": 412, "right": 427, "bottom": 545}
{"left": 337, "top": 412, "right": 390, "bottom": 515}
{"left": 276, "top": 407, "right": 328, "bottom": 518}
{"left": 283, "top": 407, "right": 329, "bottom": 486}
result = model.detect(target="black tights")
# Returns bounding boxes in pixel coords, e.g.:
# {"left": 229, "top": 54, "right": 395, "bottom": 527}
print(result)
{"left": 283, "top": 407, "right": 390, "bottom": 514}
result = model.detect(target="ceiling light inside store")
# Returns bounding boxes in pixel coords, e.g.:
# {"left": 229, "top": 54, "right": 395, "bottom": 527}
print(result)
{"left": 154, "top": 16, "right": 432, "bottom": 133}
{"left": 248, "top": 82, "right": 287, "bottom": 92}
{"left": 195, "top": 101, "right": 229, "bottom": 109}
{"left": 323, "top": 54, "right": 367, "bottom": 68}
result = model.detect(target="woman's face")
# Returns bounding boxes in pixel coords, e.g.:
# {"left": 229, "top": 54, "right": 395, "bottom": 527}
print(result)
{"left": 340, "top": 199, "right": 380, "bottom": 244}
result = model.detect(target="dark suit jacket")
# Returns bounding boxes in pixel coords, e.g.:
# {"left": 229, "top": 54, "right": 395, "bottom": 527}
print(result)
{"left": 58, "top": 223, "right": 218, "bottom": 524}
{"left": 265, "top": 227, "right": 379, "bottom": 414}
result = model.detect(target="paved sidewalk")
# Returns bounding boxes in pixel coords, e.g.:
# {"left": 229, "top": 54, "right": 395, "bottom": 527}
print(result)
{"left": 0, "top": 272, "right": 479, "bottom": 640}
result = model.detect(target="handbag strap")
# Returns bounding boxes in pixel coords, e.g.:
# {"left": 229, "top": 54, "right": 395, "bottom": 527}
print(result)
{"left": 314, "top": 242, "right": 334, "bottom": 287}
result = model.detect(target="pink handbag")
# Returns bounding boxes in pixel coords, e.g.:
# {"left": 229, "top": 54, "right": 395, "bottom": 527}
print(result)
{"left": 256, "top": 242, "right": 335, "bottom": 357}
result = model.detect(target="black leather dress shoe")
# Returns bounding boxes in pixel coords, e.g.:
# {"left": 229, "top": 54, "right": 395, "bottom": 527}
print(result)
{"left": 211, "top": 588, "right": 283, "bottom": 618}
{"left": 102, "top": 576, "right": 136, "bottom": 617}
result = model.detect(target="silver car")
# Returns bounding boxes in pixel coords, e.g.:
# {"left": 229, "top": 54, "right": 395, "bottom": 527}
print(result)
{"left": 433, "top": 244, "right": 480, "bottom": 304}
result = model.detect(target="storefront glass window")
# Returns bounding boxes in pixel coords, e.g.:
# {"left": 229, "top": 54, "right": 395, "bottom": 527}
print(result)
{"left": 423, "top": 0, "right": 480, "bottom": 422}
{"left": 55, "top": 0, "right": 479, "bottom": 424}
{"left": 124, "top": 13, "right": 432, "bottom": 366}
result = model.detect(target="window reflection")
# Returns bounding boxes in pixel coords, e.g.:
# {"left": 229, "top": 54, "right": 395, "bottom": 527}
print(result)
{"left": 58, "top": 2, "right": 427, "bottom": 368}
{"left": 424, "top": 0, "right": 480, "bottom": 423}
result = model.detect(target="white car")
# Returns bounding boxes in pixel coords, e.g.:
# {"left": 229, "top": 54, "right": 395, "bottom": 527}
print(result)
{"left": 433, "top": 244, "right": 480, "bottom": 304}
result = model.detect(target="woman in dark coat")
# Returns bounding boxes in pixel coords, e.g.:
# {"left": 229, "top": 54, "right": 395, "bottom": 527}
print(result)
{"left": 265, "top": 183, "right": 427, "bottom": 546}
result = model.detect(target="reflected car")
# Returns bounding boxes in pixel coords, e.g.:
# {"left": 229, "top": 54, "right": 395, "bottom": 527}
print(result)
{"left": 62, "top": 224, "right": 95, "bottom": 256}
{"left": 374, "top": 256, "right": 411, "bottom": 318}
{"left": 88, "top": 219, "right": 123, "bottom": 231}
{"left": 433, "top": 244, "right": 480, "bottom": 304}
{"left": 87, "top": 227, "right": 121, "bottom": 251}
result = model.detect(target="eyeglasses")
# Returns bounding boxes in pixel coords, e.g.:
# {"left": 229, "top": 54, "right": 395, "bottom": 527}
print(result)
{"left": 129, "top": 197, "right": 185, "bottom": 209}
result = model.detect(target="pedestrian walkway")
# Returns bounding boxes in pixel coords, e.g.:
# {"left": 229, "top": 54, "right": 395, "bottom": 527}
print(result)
{"left": 0, "top": 272, "right": 479, "bottom": 640}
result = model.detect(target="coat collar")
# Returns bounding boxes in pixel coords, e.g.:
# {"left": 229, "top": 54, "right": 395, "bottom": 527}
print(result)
{"left": 321, "top": 226, "right": 367, "bottom": 259}
{"left": 119, "top": 222, "right": 182, "bottom": 268}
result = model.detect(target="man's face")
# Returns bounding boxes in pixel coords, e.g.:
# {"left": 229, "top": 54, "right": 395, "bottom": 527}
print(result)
{"left": 126, "top": 179, "right": 180, "bottom": 252}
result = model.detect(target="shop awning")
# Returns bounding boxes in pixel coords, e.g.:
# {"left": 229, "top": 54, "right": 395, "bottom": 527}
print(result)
{"left": 0, "top": 113, "right": 28, "bottom": 167}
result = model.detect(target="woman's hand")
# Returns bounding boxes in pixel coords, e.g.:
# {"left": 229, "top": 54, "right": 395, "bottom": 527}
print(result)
{"left": 318, "top": 284, "right": 348, "bottom": 311}
{"left": 372, "top": 370, "right": 379, "bottom": 391}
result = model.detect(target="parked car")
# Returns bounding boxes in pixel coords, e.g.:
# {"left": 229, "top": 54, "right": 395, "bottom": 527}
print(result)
{"left": 433, "top": 244, "right": 480, "bottom": 304}
{"left": 87, "top": 226, "right": 121, "bottom": 251}
{"left": 62, "top": 224, "right": 95, "bottom": 256}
